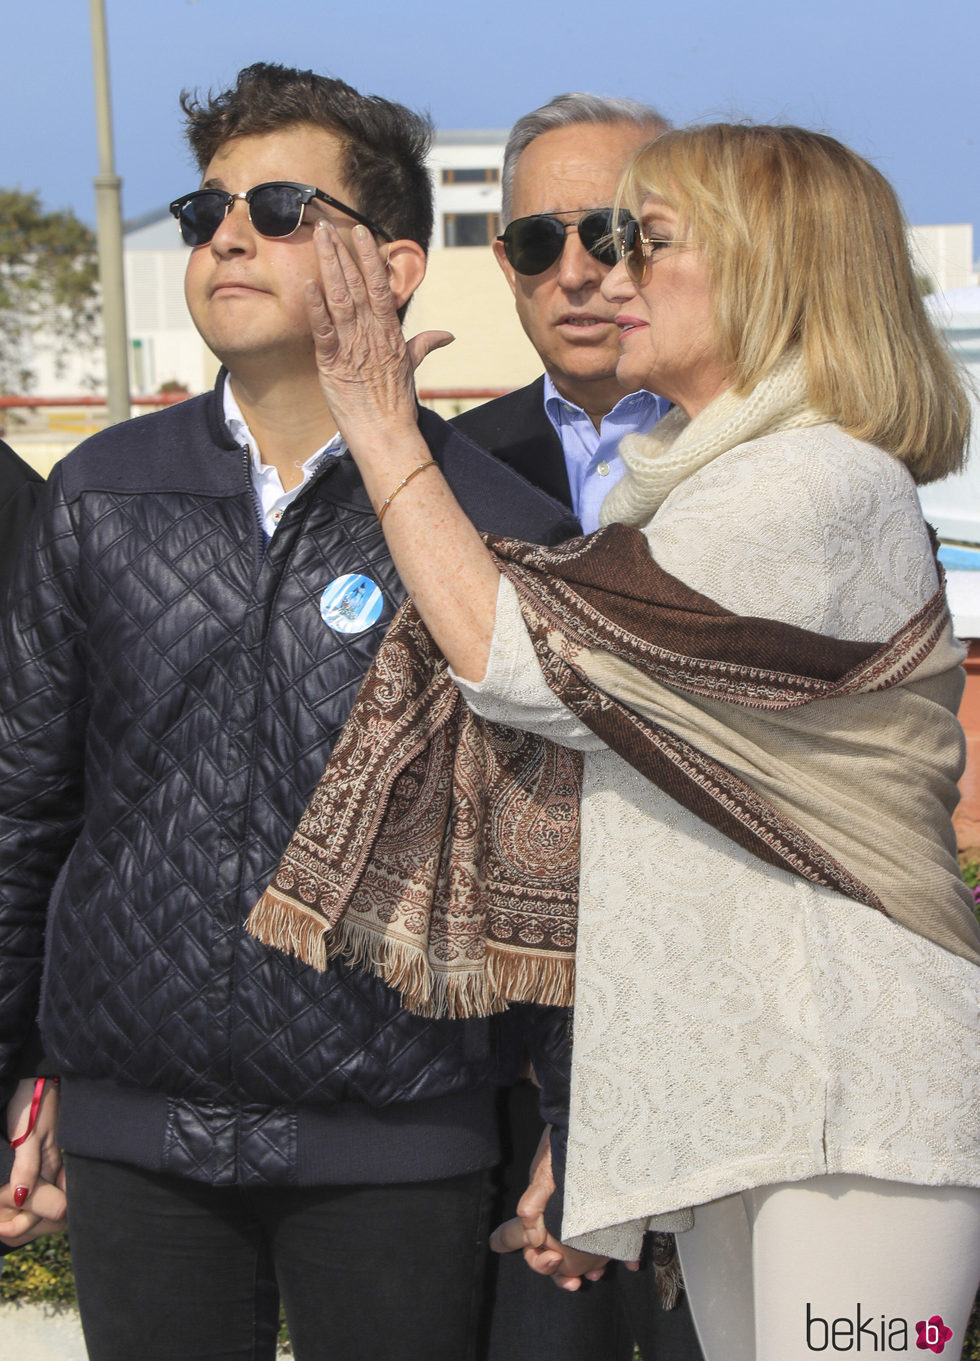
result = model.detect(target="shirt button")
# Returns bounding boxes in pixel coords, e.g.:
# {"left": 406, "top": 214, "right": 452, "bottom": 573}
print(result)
{"left": 596, "top": 461, "right": 610, "bottom": 476}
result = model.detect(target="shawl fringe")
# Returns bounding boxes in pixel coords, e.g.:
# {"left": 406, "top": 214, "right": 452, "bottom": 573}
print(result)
{"left": 651, "top": 1233, "right": 684, "bottom": 1310}
{"left": 246, "top": 888, "right": 576, "bottom": 1019}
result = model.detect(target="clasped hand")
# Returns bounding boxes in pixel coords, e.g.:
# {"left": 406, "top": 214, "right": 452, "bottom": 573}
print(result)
{"left": 0, "top": 1077, "right": 66, "bottom": 1247}
{"left": 489, "top": 1126, "right": 613, "bottom": 1291}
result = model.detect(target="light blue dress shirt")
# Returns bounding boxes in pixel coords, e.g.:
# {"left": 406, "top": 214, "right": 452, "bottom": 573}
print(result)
{"left": 542, "top": 375, "right": 670, "bottom": 533}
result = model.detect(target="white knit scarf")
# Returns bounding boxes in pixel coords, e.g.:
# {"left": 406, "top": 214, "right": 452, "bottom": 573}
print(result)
{"left": 599, "top": 349, "right": 825, "bottom": 527}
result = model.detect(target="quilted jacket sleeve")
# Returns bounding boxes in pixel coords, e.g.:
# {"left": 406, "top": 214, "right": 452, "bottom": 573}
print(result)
{"left": 0, "top": 467, "right": 88, "bottom": 1107}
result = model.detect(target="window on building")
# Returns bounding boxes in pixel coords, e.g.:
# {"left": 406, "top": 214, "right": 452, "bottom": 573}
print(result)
{"left": 443, "top": 213, "right": 501, "bottom": 248}
{"left": 441, "top": 167, "right": 500, "bottom": 184}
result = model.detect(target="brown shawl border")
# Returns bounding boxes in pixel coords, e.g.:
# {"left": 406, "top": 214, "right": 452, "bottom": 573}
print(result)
{"left": 490, "top": 526, "right": 950, "bottom": 708}
{"left": 247, "top": 524, "right": 968, "bottom": 1017}
{"left": 527, "top": 641, "right": 885, "bottom": 910}
{"left": 495, "top": 527, "right": 957, "bottom": 909}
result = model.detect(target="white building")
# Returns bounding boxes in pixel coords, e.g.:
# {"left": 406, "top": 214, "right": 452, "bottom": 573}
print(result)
{"left": 429, "top": 130, "right": 506, "bottom": 249}
{"left": 908, "top": 224, "right": 977, "bottom": 295}
{"left": 123, "top": 207, "right": 213, "bottom": 395}
{"left": 920, "top": 283, "right": 980, "bottom": 544}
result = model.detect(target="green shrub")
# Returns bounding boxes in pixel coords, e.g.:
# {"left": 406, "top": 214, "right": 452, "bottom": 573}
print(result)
{"left": 0, "top": 1233, "right": 74, "bottom": 1306}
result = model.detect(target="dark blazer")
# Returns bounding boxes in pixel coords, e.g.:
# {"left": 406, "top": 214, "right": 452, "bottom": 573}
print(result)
{"left": 451, "top": 377, "right": 573, "bottom": 511}
{"left": 0, "top": 439, "right": 43, "bottom": 587}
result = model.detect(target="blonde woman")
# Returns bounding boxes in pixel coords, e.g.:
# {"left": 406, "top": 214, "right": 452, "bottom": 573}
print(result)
{"left": 253, "top": 124, "right": 980, "bottom": 1360}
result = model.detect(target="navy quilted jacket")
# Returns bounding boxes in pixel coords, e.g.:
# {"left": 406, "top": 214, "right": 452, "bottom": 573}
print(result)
{"left": 0, "top": 380, "right": 577, "bottom": 1186}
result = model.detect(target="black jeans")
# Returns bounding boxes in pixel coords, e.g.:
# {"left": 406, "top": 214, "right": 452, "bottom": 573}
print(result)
{"left": 64, "top": 1153, "right": 490, "bottom": 1361}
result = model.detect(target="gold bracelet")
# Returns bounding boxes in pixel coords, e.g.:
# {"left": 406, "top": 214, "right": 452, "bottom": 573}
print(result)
{"left": 377, "top": 459, "right": 436, "bottom": 525}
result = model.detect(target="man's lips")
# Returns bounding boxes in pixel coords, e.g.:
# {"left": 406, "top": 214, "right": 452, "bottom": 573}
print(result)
{"left": 556, "top": 313, "right": 615, "bottom": 331}
{"left": 209, "top": 280, "right": 269, "bottom": 298}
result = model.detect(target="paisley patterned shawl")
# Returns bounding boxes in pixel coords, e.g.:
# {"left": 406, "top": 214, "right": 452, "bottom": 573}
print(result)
{"left": 246, "top": 523, "right": 980, "bottom": 1017}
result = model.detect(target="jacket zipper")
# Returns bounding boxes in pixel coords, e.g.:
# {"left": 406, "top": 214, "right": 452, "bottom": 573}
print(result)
{"left": 241, "top": 445, "right": 266, "bottom": 561}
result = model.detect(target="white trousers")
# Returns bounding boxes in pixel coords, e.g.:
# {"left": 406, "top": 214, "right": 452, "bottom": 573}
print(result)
{"left": 675, "top": 1175, "right": 980, "bottom": 1361}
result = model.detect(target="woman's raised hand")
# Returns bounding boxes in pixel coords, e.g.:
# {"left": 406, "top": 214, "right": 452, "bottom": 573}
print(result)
{"left": 306, "top": 221, "right": 453, "bottom": 453}
{"left": 304, "top": 218, "right": 501, "bottom": 684}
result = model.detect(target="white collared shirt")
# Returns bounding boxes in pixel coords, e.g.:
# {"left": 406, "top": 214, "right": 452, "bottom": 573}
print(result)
{"left": 223, "top": 381, "right": 344, "bottom": 538}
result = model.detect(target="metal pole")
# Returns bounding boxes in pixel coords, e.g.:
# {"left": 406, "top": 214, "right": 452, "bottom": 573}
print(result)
{"left": 89, "top": 0, "right": 130, "bottom": 425}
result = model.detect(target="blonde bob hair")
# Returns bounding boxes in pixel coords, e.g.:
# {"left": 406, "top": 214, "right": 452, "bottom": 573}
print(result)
{"left": 616, "top": 123, "right": 969, "bottom": 483}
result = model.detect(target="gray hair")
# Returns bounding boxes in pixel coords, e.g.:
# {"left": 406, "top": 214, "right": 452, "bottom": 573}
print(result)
{"left": 501, "top": 92, "right": 670, "bottom": 223}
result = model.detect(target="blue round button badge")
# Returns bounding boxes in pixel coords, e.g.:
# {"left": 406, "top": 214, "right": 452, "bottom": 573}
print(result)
{"left": 319, "top": 574, "right": 384, "bottom": 634}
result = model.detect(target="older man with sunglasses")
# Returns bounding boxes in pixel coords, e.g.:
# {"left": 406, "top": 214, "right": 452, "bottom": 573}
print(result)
{"left": 456, "top": 95, "right": 705, "bottom": 1361}
{"left": 0, "top": 63, "right": 577, "bottom": 1361}
{"left": 455, "top": 92, "right": 671, "bottom": 534}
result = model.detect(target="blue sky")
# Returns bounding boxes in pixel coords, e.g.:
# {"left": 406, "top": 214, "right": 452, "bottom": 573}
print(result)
{"left": 4, "top": 0, "right": 977, "bottom": 252}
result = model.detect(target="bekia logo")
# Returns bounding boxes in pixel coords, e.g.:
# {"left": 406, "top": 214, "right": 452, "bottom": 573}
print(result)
{"left": 915, "top": 1316, "right": 953, "bottom": 1354}
{"left": 806, "top": 1304, "right": 954, "bottom": 1352}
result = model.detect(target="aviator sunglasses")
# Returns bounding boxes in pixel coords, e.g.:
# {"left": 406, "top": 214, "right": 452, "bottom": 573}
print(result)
{"left": 497, "top": 207, "right": 632, "bottom": 276}
{"left": 169, "top": 181, "right": 394, "bottom": 247}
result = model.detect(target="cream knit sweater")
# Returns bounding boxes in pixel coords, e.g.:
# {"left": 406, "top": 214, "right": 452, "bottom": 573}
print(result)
{"left": 454, "top": 423, "right": 980, "bottom": 1258}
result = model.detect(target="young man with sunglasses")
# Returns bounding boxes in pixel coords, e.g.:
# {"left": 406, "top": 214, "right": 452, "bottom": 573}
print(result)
{"left": 457, "top": 95, "right": 705, "bottom": 1361}
{"left": 0, "top": 63, "right": 575, "bottom": 1361}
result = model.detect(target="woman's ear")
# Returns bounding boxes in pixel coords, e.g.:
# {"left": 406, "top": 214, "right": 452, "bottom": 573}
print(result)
{"left": 384, "top": 239, "right": 427, "bottom": 312}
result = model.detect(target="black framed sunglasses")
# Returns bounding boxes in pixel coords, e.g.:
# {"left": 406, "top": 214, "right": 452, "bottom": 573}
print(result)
{"left": 497, "top": 208, "right": 632, "bottom": 276}
{"left": 617, "top": 217, "right": 681, "bottom": 285}
{"left": 168, "top": 181, "right": 393, "bottom": 248}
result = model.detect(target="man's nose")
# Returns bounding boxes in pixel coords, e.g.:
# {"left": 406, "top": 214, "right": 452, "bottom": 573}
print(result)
{"left": 209, "top": 198, "right": 255, "bottom": 255}
{"left": 555, "top": 227, "right": 604, "bottom": 291}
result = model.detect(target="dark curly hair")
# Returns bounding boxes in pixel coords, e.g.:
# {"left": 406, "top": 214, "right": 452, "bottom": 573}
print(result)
{"left": 180, "top": 63, "right": 434, "bottom": 251}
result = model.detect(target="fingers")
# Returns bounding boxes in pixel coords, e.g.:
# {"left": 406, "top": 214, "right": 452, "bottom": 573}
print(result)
{"left": 350, "top": 224, "right": 401, "bottom": 311}
{"left": 6, "top": 1079, "right": 62, "bottom": 1194}
{"left": 306, "top": 222, "right": 359, "bottom": 361}
{"left": 305, "top": 280, "right": 338, "bottom": 365}
{"left": 0, "top": 1214, "right": 67, "bottom": 1248}
{"left": 312, "top": 221, "right": 395, "bottom": 323}
{"left": 557, "top": 1245, "right": 609, "bottom": 1278}
{"left": 522, "top": 1236, "right": 567, "bottom": 1277}
{"left": 488, "top": 1216, "right": 527, "bottom": 1254}
{"left": 0, "top": 1178, "right": 67, "bottom": 1246}
{"left": 3, "top": 1118, "right": 42, "bottom": 1217}
{"left": 405, "top": 331, "right": 454, "bottom": 373}
{"left": 490, "top": 1207, "right": 613, "bottom": 1294}
{"left": 308, "top": 221, "right": 410, "bottom": 379}
{"left": 11, "top": 1125, "right": 40, "bottom": 1174}
{"left": 516, "top": 1182, "right": 549, "bottom": 1229}
{"left": 313, "top": 219, "right": 362, "bottom": 305}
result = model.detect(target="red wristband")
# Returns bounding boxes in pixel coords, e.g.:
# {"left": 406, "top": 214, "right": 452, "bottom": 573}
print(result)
{"left": 9, "top": 1076, "right": 53, "bottom": 1149}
